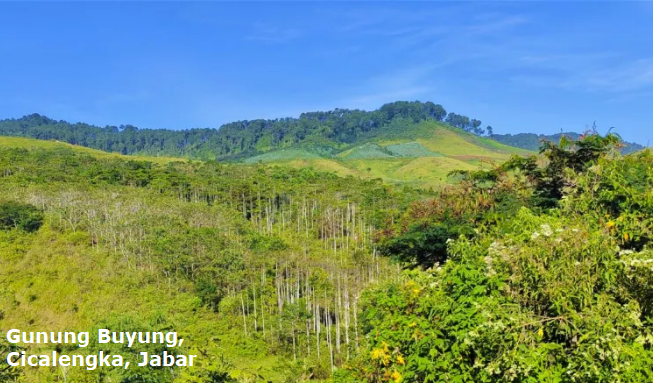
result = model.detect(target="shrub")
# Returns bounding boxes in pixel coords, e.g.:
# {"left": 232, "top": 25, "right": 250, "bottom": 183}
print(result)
{"left": 0, "top": 201, "right": 44, "bottom": 232}
{"left": 338, "top": 210, "right": 653, "bottom": 383}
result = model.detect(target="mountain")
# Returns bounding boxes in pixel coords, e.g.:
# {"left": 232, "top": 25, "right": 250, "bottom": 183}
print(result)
{"left": 1, "top": 101, "right": 642, "bottom": 189}
{"left": 492, "top": 132, "right": 645, "bottom": 154}
{"left": 0, "top": 101, "right": 494, "bottom": 161}
{"left": 0, "top": 101, "right": 532, "bottom": 189}
{"left": 3, "top": 125, "right": 652, "bottom": 383}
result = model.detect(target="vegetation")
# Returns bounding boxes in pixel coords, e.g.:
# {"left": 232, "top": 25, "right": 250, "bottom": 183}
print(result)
{"left": 2, "top": 129, "right": 651, "bottom": 382}
{"left": 0, "top": 336, "right": 22, "bottom": 382}
{"left": 0, "top": 102, "right": 479, "bottom": 160}
{"left": 0, "top": 143, "right": 419, "bottom": 382}
{"left": 241, "top": 121, "right": 530, "bottom": 190}
{"left": 336, "top": 133, "right": 653, "bottom": 383}
{"left": 492, "top": 131, "right": 644, "bottom": 155}
{"left": 0, "top": 201, "right": 44, "bottom": 232}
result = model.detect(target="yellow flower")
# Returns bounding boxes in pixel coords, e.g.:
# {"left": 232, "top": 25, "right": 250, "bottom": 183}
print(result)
{"left": 396, "top": 354, "right": 406, "bottom": 365}
{"left": 390, "top": 370, "right": 402, "bottom": 382}
{"left": 606, "top": 221, "right": 616, "bottom": 229}
{"left": 624, "top": 232, "right": 630, "bottom": 241}
{"left": 370, "top": 348, "right": 385, "bottom": 360}
{"left": 408, "top": 322, "right": 417, "bottom": 328}
{"left": 537, "top": 328, "right": 544, "bottom": 338}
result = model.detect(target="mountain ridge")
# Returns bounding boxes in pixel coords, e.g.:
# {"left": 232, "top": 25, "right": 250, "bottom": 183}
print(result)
{"left": 0, "top": 101, "right": 641, "bottom": 161}
{"left": 0, "top": 101, "right": 524, "bottom": 160}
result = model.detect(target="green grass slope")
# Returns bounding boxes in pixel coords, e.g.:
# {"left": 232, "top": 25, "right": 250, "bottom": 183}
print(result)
{"left": 241, "top": 121, "right": 533, "bottom": 189}
{"left": 0, "top": 136, "right": 185, "bottom": 164}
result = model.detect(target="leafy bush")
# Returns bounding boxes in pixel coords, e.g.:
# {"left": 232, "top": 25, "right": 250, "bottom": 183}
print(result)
{"left": 380, "top": 222, "right": 473, "bottom": 268}
{"left": 562, "top": 149, "right": 653, "bottom": 251}
{"left": 338, "top": 210, "right": 653, "bottom": 383}
{"left": 0, "top": 201, "right": 44, "bottom": 232}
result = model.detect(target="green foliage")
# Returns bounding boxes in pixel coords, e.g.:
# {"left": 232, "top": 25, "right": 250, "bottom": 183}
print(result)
{"left": 0, "top": 336, "right": 22, "bottom": 381}
{"left": 492, "top": 131, "right": 644, "bottom": 155}
{"left": 339, "top": 209, "right": 653, "bottom": 383}
{"left": 503, "top": 132, "right": 622, "bottom": 209}
{"left": 378, "top": 167, "right": 527, "bottom": 268}
{"left": 0, "top": 201, "right": 44, "bottom": 232}
{"left": 0, "top": 143, "right": 416, "bottom": 382}
{"left": 563, "top": 149, "right": 653, "bottom": 250}
{"left": 3, "top": 126, "right": 650, "bottom": 382}
{"left": 0, "top": 101, "right": 460, "bottom": 161}
{"left": 380, "top": 222, "right": 471, "bottom": 268}
{"left": 338, "top": 134, "right": 653, "bottom": 383}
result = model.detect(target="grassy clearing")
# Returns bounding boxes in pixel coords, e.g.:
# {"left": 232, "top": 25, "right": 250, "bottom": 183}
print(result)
{"left": 281, "top": 158, "right": 360, "bottom": 177}
{"left": 0, "top": 136, "right": 186, "bottom": 164}
{"left": 337, "top": 143, "right": 394, "bottom": 159}
{"left": 384, "top": 142, "right": 443, "bottom": 157}
{"left": 243, "top": 148, "right": 324, "bottom": 163}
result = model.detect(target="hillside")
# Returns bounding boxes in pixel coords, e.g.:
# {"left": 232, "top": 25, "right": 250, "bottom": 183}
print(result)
{"left": 0, "top": 136, "right": 186, "bottom": 164}
{"left": 3, "top": 101, "right": 644, "bottom": 190}
{"left": 0, "top": 129, "right": 527, "bottom": 190}
{"left": 0, "top": 102, "right": 537, "bottom": 189}
{"left": 0, "top": 101, "right": 497, "bottom": 161}
{"left": 243, "top": 121, "right": 531, "bottom": 189}
{"left": 0, "top": 138, "right": 419, "bottom": 382}
{"left": 2, "top": 130, "right": 652, "bottom": 383}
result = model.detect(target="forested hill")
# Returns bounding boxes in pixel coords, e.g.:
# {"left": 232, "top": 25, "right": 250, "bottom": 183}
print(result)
{"left": 0, "top": 101, "right": 489, "bottom": 160}
{"left": 492, "top": 132, "right": 645, "bottom": 154}
{"left": 1, "top": 101, "right": 642, "bottom": 161}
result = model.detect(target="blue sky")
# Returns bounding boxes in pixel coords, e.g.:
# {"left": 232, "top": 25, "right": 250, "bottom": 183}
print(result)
{"left": 1, "top": 1, "right": 652, "bottom": 145}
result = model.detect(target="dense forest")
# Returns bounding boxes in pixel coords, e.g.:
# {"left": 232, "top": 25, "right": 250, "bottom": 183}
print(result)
{"left": 2, "top": 131, "right": 652, "bottom": 382}
{"left": 0, "top": 102, "right": 495, "bottom": 161}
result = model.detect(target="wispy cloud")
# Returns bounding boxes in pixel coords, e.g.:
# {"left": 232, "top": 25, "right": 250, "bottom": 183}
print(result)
{"left": 464, "top": 14, "right": 528, "bottom": 35}
{"left": 583, "top": 59, "right": 653, "bottom": 92}
{"left": 511, "top": 58, "right": 653, "bottom": 93}
{"left": 339, "top": 64, "right": 438, "bottom": 110}
{"left": 95, "top": 91, "right": 150, "bottom": 108}
{"left": 246, "top": 25, "right": 302, "bottom": 45}
{"left": 345, "top": 87, "right": 432, "bottom": 110}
